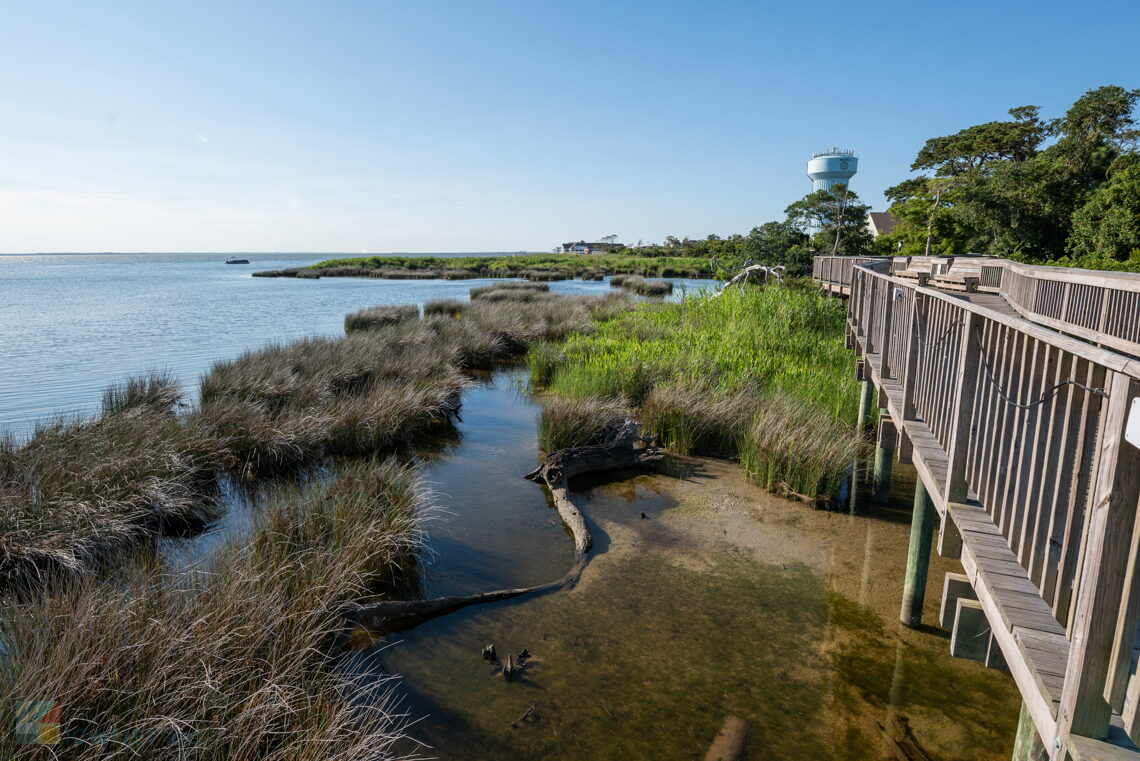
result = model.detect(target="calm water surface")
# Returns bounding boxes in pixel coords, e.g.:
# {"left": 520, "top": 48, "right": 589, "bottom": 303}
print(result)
{"left": 0, "top": 253, "right": 713, "bottom": 436}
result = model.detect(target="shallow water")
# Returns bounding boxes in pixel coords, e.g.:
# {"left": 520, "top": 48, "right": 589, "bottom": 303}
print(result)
{"left": 343, "top": 374, "right": 1023, "bottom": 761}
{"left": 0, "top": 252, "right": 713, "bottom": 437}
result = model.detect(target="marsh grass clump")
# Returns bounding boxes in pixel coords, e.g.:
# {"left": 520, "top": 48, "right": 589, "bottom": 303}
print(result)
{"left": 101, "top": 369, "right": 182, "bottom": 415}
{"left": 637, "top": 279, "right": 674, "bottom": 296}
{"left": 469, "top": 281, "right": 549, "bottom": 300}
{"left": 641, "top": 385, "right": 753, "bottom": 458}
{"left": 0, "top": 405, "right": 219, "bottom": 592}
{"left": 344, "top": 305, "right": 420, "bottom": 333}
{"left": 537, "top": 395, "right": 630, "bottom": 452}
{"left": 522, "top": 269, "right": 570, "bottom": 281}
{"left": 0, "top": 458, "right": 426, "bottom": 761}
{"left": 197, "top": 330, "right": 467, "bottom": 477}
{"left": 197, "top": 295, "right": 616, "bottom": 479}
{"left": 423, "top": 298, "right": 467, "bottom": 317}
{"left": 608, "top": 275, "right": 672, "bottom": 296}
{"left": 741, "top": 395, "right": 866, "bottom": 497}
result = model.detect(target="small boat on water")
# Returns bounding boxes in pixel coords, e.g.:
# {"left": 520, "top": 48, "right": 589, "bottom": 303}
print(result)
{"left": 225, "top": 257, "right": 250, "bottom": 264}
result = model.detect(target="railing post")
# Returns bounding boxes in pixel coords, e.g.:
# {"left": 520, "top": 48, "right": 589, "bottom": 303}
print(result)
{"left": 880, "top": 283, "right": 896, "bottom": 379}
{"left": 1054, "top": 374, "right": 1140, "bottom": 748}
{"left": 945, "top": 311, "right": 981, "bottom": 504}
{"left": 866, "top": 277, "right": 878, "bottom": 355}
{"left": 852, "top": 269, "right": 865, "bottom": 336}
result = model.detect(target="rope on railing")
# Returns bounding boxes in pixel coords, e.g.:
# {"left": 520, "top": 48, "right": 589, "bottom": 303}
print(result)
{"left": 973, "top": 326, "right": 1110, "bottom": 410}
{"left": 916, "top": 317, "right": 962, "bottom": 352}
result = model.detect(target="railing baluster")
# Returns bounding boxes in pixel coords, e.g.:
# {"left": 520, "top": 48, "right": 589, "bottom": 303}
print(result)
{"left": 945, "top": 311, "right": 981, "bottom": 504}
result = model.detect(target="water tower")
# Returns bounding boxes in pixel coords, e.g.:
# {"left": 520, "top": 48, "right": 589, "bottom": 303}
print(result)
{"left": 807, "top": 149, "right": 857, "bottom": 192}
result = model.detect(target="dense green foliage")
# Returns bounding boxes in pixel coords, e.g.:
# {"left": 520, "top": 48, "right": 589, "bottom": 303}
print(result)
{"left": 880, "top": 85, "right": 1140, "bottom": 269}
{"left": 530, "top": 283, "right": 865, "bottom": 497}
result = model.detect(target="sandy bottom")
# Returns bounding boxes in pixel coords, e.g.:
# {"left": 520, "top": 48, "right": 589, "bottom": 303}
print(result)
{"left": 368, "top": 456, "right": 1021, "bottom": 761}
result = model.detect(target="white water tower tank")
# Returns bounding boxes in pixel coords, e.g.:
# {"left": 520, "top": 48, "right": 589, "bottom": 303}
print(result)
{"left": 807, "top": 149, "right": 858, "bottom": 192}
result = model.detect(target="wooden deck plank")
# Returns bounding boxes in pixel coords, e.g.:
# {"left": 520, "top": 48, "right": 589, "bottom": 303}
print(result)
{"left": 1067, "top": 734, "right": 1140, "bottom": 761}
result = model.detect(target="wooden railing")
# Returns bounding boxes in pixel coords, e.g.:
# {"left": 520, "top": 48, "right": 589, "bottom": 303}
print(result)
{"left": 834, "top": 258, "right": 1140, "bottom": 758}
{"left": 816, "top": 255, "right": 1140, "bottom": 358}
{"left": 811, "top": 255, "right": 891, "bottom": 294}
{"left": 995, "top": 261, "right": 1140, "bottom": 358}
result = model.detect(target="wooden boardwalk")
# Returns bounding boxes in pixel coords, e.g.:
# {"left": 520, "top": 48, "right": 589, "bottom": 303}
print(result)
{"left": 812, "top": 255, "right": 1140, "bottom": 761}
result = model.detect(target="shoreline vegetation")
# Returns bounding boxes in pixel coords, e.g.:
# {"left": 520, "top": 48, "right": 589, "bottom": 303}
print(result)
{"left": 251, "top": 252, "right": 714, "bottom": 281}
{"left": 1, "top": 278, "right": 866, "bottom": 758}
{"left": 529, "top": 282, "right": 864, "bottom": 500}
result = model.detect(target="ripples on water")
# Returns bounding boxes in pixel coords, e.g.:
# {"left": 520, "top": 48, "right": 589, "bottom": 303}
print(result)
{"left": 0, "top": 253, "right": 714, "bottom": 437}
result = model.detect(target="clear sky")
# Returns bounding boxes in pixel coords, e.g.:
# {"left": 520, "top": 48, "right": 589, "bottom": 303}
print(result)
{"left": 1, "top": 0, "right": 1136, "bottom": 253}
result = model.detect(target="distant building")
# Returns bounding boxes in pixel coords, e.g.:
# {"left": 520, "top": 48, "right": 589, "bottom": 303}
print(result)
{"left": 866, "top": 211, "right": 896, "bottom": 238}
{"left": 555, "top": 240, "right": 621, "bottom": 254}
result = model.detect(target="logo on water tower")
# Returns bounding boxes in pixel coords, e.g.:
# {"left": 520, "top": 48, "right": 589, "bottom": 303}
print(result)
{"left": 839, "top": 160, "right": 849, "bottom": 170}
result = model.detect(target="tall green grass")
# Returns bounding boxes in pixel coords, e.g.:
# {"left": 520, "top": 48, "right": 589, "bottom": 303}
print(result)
{"left": 532, "top": 284, "right": 865, "bottom": 498}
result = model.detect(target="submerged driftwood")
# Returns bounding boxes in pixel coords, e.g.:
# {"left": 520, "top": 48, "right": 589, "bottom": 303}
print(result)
{"left": 342, "top": 421, "right": 662, "bottom": 637}
{"left": 524, "top": 420, "right": 663, "bottom": 556}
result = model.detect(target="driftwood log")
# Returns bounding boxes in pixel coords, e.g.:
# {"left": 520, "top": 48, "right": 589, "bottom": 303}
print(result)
{"left": 524, "top": 420, "right": 663, "bottom": 556}
{"left": 341, "top": 421, "right": 662, "bottom": 637}
{"left": 715, "top": 264, "right": 785, "bottom": 295}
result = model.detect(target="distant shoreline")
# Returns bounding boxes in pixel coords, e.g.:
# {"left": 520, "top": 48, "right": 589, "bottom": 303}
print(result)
{"left": 0, "top": 251, "right": 543, "bottom": 257}
{"left": 253, "top": 252, "right": 714, "bottom": 281}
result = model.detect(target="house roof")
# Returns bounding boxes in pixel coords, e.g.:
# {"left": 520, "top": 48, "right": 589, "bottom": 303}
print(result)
{"left": 867, "top": 211, "right": 896, "bottom": 236}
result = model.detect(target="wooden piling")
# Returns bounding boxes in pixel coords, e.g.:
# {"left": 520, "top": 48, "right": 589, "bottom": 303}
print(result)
{"left": 900, "top": 476, "right": 935, "bottom": 628}
{"left": 857, "top": 379, "right": 875, "bottom": 433}
{"left": 872, "top": 412, "right": 896, "bottom": 504}
{"left": 1010, "top": 702, "right": 1047, "bottom": 761}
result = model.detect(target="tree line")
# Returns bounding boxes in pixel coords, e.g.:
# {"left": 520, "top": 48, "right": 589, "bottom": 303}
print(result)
{"left": 617, "top": 85, "right": 1139, "bottom": 274}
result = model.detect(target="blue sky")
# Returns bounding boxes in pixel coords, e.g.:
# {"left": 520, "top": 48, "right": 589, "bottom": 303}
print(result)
{"left": 1, "top": 0, "right": 1136, "bottom": 253}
